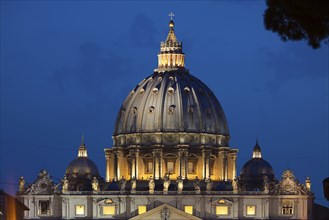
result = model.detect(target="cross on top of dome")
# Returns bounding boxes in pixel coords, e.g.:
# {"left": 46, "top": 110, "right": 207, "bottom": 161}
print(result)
{"left": 169, "top": 12, "right": 175, "bottom": 20}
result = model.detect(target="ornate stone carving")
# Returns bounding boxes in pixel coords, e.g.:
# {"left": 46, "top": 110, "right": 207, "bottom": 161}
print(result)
{"left": 131, "top": 178, "right": 136, "bottom": 194}
{"left": 163, "top": 173, "right": 171, "bottom": 194}
{"left": 205, "top": 178, "right": 212, "bottom": 193}
{"left": 232, "top": 178, "right": 238, "bottom": 194}
{"left": 161, "top": 206, "right": 170, "bottom": 220}
{"left": 24, "top": 169, "right": 56, "bottom": 195}
{"left": 92, "top": 177, "right": 99, "bottom": 192}
{"left": 305, "top": 177, "right": 311, "bottom": 191}
{"left": 177, "top": 176, "right": 183, "bottom": 194}
{"left": 148, "top": 177, "right": 155, "bottom": 194}
{"left": 194, "top": 176, "right": 200, "bottom": 194}
{"left": 272, "top": 169, "right": 309, "bottom": 195}
{"left": 120, "top": 178, "right": 127, "bottom": 193}
{"left": 19, "top": 176, "right": 25, "bottom": 192}
{"left": 62, "top": 175, "right": 69, "bottom": 193}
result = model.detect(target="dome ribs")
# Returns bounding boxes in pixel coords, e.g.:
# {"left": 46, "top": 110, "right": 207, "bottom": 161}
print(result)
{"left": 113, "top": 70, "right": 230, "bottom": 148}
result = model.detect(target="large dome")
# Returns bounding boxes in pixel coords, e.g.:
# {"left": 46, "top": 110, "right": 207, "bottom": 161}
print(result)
{"left": 113, "top": 20, "right": 229, "bottom": 148}
{"left": 114, "top": 69, "right": 229, "bottom": 136}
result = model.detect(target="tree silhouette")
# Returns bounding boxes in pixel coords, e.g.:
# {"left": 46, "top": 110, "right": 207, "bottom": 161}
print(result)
{"left": 264, "top": 0, "right": 329, "bottom": 49}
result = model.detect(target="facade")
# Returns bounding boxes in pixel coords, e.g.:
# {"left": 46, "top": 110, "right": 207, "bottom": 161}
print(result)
{"left": 18, "top": 18, "right": 314, "bottom": 219}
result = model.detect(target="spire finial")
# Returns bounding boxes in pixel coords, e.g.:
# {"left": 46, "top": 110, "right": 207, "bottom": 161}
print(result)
{"left": 81, "top": 133, "right": 85, "bottom": 145}
{"left": 169, "top": 12, "right": 175, "bottom": 21}
{"left": 78, "top": 134, "right": 88, "bottom": 157}
{"left": 252, "top": 138, "right": 262, "bottom": 159}
{"left": 168, "top": 12, "right": 175, "bottom": 29}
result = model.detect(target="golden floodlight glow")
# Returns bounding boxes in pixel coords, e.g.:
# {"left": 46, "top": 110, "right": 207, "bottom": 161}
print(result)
{"left": 216, "top": 206, "right": 228, "bottom": 215}
{"left": 218, "top": 199, "right": 225, "bottom": 204}
{"left": 184, "top": 206, "right": 193, "bottom": 215}
{"left": 75, "top": 205, "right": 85, "bottom": 215}
{"left": 138, "top": 206, "right": 147, "bottom": 215}
{"left": 103, "top": 206, "right": 115, "bottom": 215}
{"left": 247, "top": 205, "right": 256, "bottom": 215}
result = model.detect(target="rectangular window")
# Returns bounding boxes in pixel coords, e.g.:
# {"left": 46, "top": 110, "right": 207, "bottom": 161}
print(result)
{"left": 282, "top": 205, "right": 293, "bottom": 215}
{"left": 210, "top": 158, "right": 215, "bottom": 175}
{"left": 103, "top": 206, "right": 115, "bottom": 215}
{"left": 38, "top": 200, "right": 50, "bottom": 215}
{"left": 146, "top": 161, "right": 153, "bottom": 173}
{"left": 246, "top": 205, "right": 256, "bottom": 216}
{"left": 281, "top": 200, "right": 294, "bottom": 215}
{"left": 216, "top": 206, "right": 228, "bottom": 215}
{"left": 188, "top": 161, "right": 195, "bottom": 173}
{"left": 75, "top": 205, "right": 85, "bottom": 215}
{"left": 167, "top": 161, "right": 174, "bottom": 173}
{"left": 184, "top": 206, "right": 193, "bottom": 215}
{"left": 138, "top": 205, "right": 147, "bottom": 215}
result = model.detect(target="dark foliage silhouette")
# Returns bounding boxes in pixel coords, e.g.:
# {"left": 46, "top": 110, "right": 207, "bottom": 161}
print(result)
{"left": 264, "top": 0, "right": 329, "bottom": 49}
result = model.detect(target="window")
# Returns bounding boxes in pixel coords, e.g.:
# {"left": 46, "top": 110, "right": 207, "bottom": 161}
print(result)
{"left": 188, "top": 161, "right": 195, "bottom": 173}
{"left": 282, "top": 205, "right": 293, "bottom": 215}
{"left": 38, "top": 200, "right": 50, "bottom": 215}
{"left": 246, "top": 205, "right": 256, "bottom": 216}
{"left": 184, "top": 206, "right": 193, "bottom": 215}
{"left": 138, "top": 206, "right": 147, "bottom": 215}
{"left": 167, "top": 161, "right": 174, "bottom": 173}
{"left": 216, "top": 206, "right": 228, "bottom": 215}
{"left": 282, "top": 203, "right": 293, "bottom": 215}
{"left": 209, "top": 158, "right": 215, "bottom": 175}
{"left": 146, "top": 161, "right": 153, "bottom": 173}
{"left": 75, "top": 205, "right": 85, "bottom": 215}
{"left": 103, "top": 206, "right": 115, "bottom": 215}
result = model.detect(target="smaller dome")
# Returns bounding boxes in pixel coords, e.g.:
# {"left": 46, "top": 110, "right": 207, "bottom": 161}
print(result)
{"left": 64, "top": 137, "right": 102, "bottom": 191}
{"left": 240, "top": 158, "right": 274, "bottom": 177}
{"left": 65, "top": 157, "right": 99, "bottom": 178}
{"left": 238, "top": 140, "right": 276, "bottom": 191}
{"left": 241, "top": 139, "right": 273, "bottom": 176}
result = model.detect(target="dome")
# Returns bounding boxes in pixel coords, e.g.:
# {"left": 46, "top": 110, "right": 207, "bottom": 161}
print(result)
{"left": 65, "top": 157, "right": 100, "bottom": 178}
{"left": 114, "top": 70, "right": 229, "bottom": 136}
{"left": 113, "top": 20, "right": 229, "bottom": 148}
{"left": 64, "top": 138, "right": 102, "bottom": 191}
{"left": 238, "top": 141, "right": 276, "bottom": 191}
{"left": 240, "top": 158, "right": 274, "bottom": 177}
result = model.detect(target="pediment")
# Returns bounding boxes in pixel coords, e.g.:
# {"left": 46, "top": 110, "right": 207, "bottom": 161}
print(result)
{"left": 129, "top": 203, "right": 202, "bottom": 220}
{"left": 210, "top": 198, "right": 233, "bottom": 205}
{"left": 272, "top": 169, "right": 308, "bottom": 195}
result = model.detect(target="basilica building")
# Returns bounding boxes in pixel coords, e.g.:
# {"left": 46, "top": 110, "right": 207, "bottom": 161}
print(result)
{"left": 18, "top": 17, "right": 314, "bottom": 220}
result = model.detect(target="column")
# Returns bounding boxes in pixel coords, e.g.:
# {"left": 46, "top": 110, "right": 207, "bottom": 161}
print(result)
{"left": 135, "top": 149, "right": 139, "bottom": 178}
{"left": 153, "top": 148, "right": 163, "bottom": 179}
{"left": 178, "top": 148, "right": 188, "bottom": 179}
{"left": 218, "top": 151, "right": 224, "bottom": 180}
{"left": 129, "top": 149, "right": 139, "bottom": 179}
{"left": 231, "top": 152, "right": 237, "bottom": 180}
{"left": 130, "top": 149, "right": 136, "bottom": 179}
{"left": 223, "top": 151, "right": 228, "bottom": 181}
{"left": 202, "top": 148, "right": 211, "bottom": 179}
{"left": 113, "top": 148, "right": 123, "bottom": 180}
{"left": 105, "top": 149, "right": 114, "bottom": 182}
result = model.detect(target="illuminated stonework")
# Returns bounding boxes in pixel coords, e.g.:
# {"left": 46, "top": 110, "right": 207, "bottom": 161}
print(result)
{"left": 18, "top": 16, "right": 314, "bottom": 220}
{"left": 157, "top": 20, "right": 185, "bottom": 69}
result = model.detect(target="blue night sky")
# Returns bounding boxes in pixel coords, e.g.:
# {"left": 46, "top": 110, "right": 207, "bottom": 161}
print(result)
{"left": 1, "top": 1, "right": 328, "bottom": 206}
